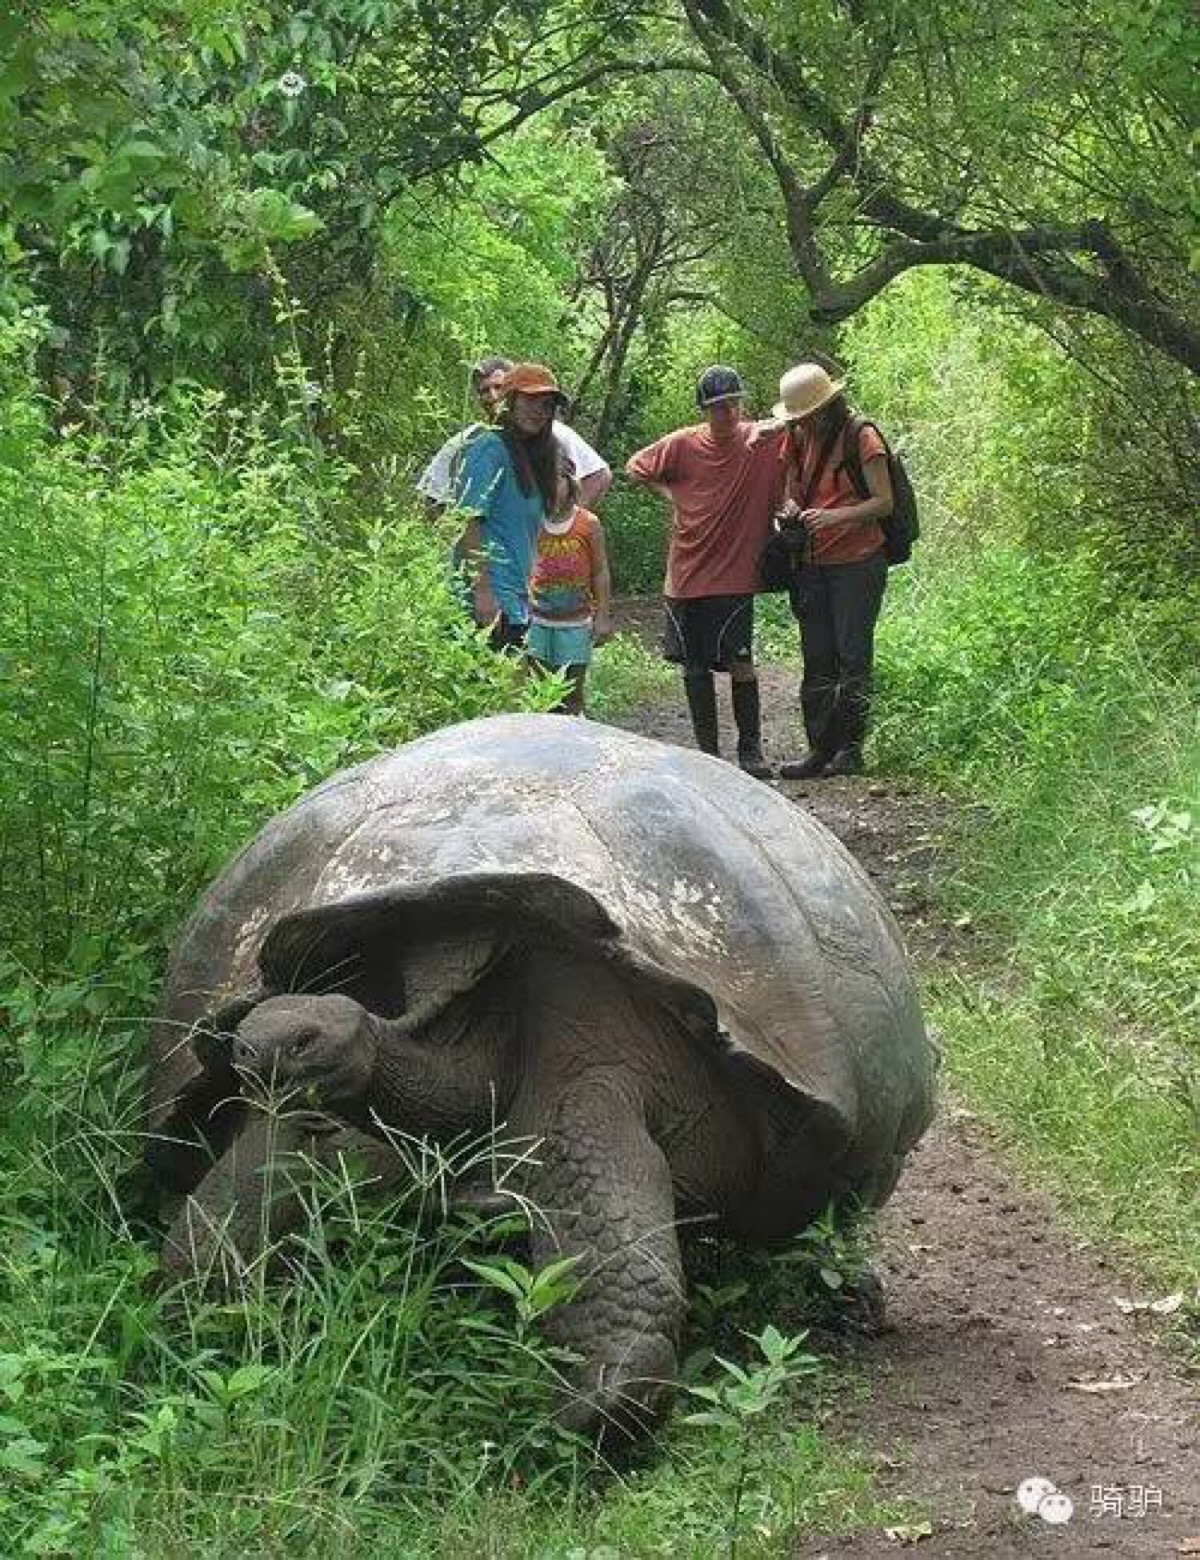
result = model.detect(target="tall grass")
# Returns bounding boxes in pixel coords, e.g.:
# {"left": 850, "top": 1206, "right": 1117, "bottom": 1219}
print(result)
{"left": 872, "top": 548, "right": 1198, "bottom": 1289}
{"left": 838, "top": 274, "right": 1199, "bottom": 1291}
{"left": 875, "top": 545, "right": 1198, "bottom": 1042}
{"left": 0, "top": 319, "right": 883, "bottom": 1554}
{"left": 0, "top": 976, "right": 884, "bottom": 1555}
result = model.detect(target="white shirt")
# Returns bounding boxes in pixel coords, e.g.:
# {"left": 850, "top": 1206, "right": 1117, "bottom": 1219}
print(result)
{"left": 417, "top": 420, "right": 609, "bottom": 504}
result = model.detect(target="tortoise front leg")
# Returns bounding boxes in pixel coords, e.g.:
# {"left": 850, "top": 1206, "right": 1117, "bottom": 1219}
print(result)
{"left": 524, "top": 1078, "right": 685, "bottom": 1446}
{"left": 161, "top": 1107, "right": 346, "bottom": 1286}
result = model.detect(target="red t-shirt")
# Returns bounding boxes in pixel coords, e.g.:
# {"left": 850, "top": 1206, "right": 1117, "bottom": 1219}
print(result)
{"left": 783, "top": 419, "right": 888, "bottom": 565}
{"left": 626, "top": 422, "right": 782, "bottom": 597}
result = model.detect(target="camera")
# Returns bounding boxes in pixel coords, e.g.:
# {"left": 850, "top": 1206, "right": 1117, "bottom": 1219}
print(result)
{"left": 772, "top": 507, "right": 807, "bottom": 551}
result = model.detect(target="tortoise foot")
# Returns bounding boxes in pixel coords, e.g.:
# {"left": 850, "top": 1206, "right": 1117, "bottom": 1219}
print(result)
{"left": 557, "top": 1335, "right": 678, "bottom": 1449}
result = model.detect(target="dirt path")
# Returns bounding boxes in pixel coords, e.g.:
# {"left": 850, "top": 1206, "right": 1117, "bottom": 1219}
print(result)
{"left": 608, "top": 620, "right": 1199, "bottom": 1557}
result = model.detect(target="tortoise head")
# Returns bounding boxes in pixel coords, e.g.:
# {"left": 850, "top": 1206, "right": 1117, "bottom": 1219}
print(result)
{"left": 233, "top": 993, "right": 377, "bottom": 1116}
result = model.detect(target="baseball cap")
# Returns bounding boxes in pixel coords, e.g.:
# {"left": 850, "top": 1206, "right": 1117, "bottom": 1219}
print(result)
{"left": 500, "top": 363, "right": 570, "bottom": 408}
{"left": 696, "top": 365, "right": 745, "bottom": 407}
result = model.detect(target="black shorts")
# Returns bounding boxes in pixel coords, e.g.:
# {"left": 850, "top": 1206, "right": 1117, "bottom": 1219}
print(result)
{"left": 488, "top": 614, "right": 527, "bottom": 652}
{"left": 663, "top": 594, "right": 755, "bottom": 673}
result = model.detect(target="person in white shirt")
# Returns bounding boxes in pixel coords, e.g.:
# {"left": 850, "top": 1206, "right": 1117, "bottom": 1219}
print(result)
{"left": 417, "top": 355, "right": 612, "bottom": 510}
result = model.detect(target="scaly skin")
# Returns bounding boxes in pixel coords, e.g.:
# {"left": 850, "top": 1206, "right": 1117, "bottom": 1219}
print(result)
{"left": 179, "top": 945, "right": 812, "bottom": 1443}
{"left": 161, "top": 1107, "right": 340, "bottom": 1283}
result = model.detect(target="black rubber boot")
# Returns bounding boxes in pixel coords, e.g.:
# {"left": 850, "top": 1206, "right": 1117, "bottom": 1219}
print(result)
{"left": 779, "top": 750, "right": 832, "bottom": 781}
{"left": 683, "top": 672, "right": 720, "bottom": 756}
{"left": 823, "top": 747, "right": 864, "bottom": 777}
{"left": 731, "top": 677, "right": 772, "bottom": 779}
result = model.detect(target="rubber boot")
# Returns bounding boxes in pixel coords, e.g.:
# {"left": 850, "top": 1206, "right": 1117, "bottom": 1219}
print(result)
{"left": 823, "top": 747, "right": 864, "bottom": 777}
{"left": 731, "top": 677, "right": 772, "bottom": 778}
{"left": 779, "top": 750, "right": 831, "bottom": 780}
{"left": 683, "top": 672, "right": 720, "bottom": 756}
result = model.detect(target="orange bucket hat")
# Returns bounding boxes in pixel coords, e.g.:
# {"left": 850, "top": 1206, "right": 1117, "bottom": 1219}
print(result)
{"left": 500, "top": 362, "right": 570, "bottom": 409}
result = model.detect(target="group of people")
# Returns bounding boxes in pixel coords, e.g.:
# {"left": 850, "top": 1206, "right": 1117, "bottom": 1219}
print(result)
{"left": 419, "top": 356, "right": 614, "bottom": 713}
{"left": 418, "top": 353, "right": 895, "bottom": 775}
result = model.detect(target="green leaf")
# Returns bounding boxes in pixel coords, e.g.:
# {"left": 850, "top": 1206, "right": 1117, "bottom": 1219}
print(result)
{"left": 1, "top": 1436, "right": 48, "bottom": 1478}
{"left": 460, "top": 1257, "right": 530, "bottom": 1304}
{"left": 225, "top": 1363, "right": 274, "bottom": 1399}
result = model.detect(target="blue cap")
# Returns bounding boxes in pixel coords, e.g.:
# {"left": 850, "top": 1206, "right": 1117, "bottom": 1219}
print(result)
{"left": 696, "top": 365, "right": 745, "bottom": 408}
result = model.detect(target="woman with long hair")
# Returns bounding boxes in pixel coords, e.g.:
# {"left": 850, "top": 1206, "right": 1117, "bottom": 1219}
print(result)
{"left": 453, "top": 363, "right": 567, "bottom": 648}
{"left": 771, "top": 363, "right": 895, "bottom": 778}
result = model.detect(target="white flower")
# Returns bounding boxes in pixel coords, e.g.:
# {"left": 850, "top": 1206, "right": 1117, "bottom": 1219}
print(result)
{"left": 278, "top": 71, "right": 307, "bottom": 98}
{"left": 302, "top": 381, "right": 322, "bottom": 402}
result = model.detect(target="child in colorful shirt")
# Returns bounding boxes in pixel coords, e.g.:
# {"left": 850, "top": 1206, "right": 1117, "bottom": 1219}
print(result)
{"left": 526, "top": 458, "right": 614, "bottom": 713}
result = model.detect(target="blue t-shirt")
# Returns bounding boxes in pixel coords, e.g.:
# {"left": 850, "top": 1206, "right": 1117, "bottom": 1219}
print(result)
{"left": 454, "top": 431, "right": 546, "bottom": 623}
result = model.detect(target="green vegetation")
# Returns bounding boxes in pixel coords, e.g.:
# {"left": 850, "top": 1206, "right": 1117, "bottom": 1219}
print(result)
{"left": 0, "top": 315, "right": 550, "bottom": 977}
{"left": 2, "top": 0, "right": 1197, "bottom": 1550}
{"left": 847, "top": 274, "right": 1199, "bottom": 1295}
{"left": 588, "top": 633, "right": 675, "bottom": 721}
{"left": 1, "top": 960, "right": 886, "bottom": 1553}
{"left": 0, "top": 321, "right": 877, "bottom": 1551}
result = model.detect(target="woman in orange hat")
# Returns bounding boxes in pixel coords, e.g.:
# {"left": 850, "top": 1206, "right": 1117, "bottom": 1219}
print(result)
{"left": 453, "top": 363, "right": 571, "bottom": 648}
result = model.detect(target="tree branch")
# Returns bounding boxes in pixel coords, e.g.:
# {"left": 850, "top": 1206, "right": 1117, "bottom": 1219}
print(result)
{"left": 683, "top": 0, "right": 1200, "bottom": 373}
{"left": 680, "top": 0, "right": 826, "bottom": 293}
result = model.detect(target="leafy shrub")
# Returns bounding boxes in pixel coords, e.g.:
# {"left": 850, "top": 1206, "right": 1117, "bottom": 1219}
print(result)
{"left": 874, "top": 539, "right": 1199, "bottom": 1042}
{"left": 0, "top": 316, "right": 547, "bottom": 977}
{"left": 601, "top": 482, "right": 667, "bottom": 598}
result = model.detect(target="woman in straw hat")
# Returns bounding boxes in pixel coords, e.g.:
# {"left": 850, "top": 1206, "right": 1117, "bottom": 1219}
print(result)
{"left": 765, "top": 363, "right": 895, "bottom": 779}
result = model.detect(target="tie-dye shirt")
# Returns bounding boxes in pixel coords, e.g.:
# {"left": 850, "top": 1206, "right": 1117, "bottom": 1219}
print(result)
{"left": 529, "top": 507, "right": 602, "bottom": 627}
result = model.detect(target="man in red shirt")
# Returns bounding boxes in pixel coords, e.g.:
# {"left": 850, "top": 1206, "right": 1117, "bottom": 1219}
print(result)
{"left": 625, "top": 367, "right": 780, "bottom": 778}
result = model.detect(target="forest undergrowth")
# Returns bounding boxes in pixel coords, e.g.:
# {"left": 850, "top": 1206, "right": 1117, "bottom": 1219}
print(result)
{"left": 1, "top": 259, "right": 1196, "bottom": 1552}
{"left": 0, "top": 318, "right": 887, "bottom": 1556}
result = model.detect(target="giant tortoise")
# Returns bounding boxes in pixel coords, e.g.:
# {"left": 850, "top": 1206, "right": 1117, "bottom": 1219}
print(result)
{"left": 148, "top": 713, "right": 935, "bottom": 1441}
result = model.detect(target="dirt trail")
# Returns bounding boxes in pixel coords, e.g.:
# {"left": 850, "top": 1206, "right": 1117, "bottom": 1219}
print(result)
{"left": 609, "top": 617, "right": 1199, "bottom": 1557}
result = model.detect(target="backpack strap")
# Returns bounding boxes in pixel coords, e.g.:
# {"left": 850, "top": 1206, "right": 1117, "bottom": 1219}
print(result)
{"left": 836, "top": 418, "right": 892, "bottom": 496}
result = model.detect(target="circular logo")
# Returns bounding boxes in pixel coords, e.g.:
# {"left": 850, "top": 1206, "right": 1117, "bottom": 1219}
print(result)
{"left": 1039, "top": 1491, "right": 1075, "bottom": 1526}
{"left": 1015, "top": 1477, "right": 1074, "bottom": 1525}
{"left": 1017, "top": 1477, "right": 1057, "bottom": 1515}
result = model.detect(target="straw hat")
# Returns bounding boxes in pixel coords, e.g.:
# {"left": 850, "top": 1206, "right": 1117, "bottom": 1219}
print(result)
{"left": 772, "top": 363, "right": 845, "bottom": 422}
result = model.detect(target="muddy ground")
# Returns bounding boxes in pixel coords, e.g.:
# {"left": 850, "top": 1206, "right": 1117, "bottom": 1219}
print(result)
{"left": 609, "top": 618, "right": 1199, "bottom": 1558}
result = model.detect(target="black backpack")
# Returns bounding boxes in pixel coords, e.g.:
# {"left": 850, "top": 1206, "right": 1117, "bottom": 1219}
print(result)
{"left": 841, "top": 416, "right": 919, "bottom": 566}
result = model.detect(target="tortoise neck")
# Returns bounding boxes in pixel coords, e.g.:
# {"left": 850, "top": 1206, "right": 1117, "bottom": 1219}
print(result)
{"left": 368, "top": 999, "right": 517, "bottom": 1137}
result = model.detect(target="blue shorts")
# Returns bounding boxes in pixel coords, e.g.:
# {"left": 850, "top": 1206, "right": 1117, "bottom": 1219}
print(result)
{"left": 526, "top": 621, "right": 593, "bottom": 667}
